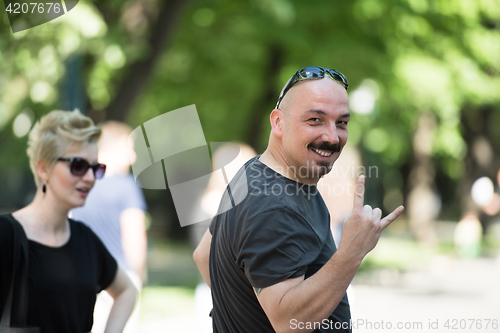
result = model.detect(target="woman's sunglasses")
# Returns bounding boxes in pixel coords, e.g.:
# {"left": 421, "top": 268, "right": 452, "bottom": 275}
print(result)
{"left": 276, "top": 66, "right": 349, "bottom": 108}
{"left": 57, "top": 157, "right": 106, "bottom": 179}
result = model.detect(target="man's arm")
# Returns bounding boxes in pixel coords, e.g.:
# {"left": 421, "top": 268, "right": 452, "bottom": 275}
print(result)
{"left": 255, "top": 175, "right": 404, "bottom": 333}
{"left": 193, "top": 229, "right": 212, "bottom": 288}
{"left": 120, "top": 207, "right": 147, "bottom": 287}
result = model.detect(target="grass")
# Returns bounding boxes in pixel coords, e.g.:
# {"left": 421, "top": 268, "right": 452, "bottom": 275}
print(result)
{"left": 146, "top": 239, "right": 200, "bottom": 289}
{"left": 358, "top": 234, "right": 499, "bottom": 275}
{"left": 359, "top": 237, "right": 430, "bottom": 272}
{"left": 140, "top": 286, "right": 195, "bottom": 320}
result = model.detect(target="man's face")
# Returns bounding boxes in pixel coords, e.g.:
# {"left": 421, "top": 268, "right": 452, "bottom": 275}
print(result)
{"left": 278, "top": 77, "right": 350, "bottom": 183}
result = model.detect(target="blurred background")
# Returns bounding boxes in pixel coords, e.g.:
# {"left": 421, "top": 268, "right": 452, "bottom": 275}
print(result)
{"left": 0, "top": 0, "right": 499, "bottom": 332}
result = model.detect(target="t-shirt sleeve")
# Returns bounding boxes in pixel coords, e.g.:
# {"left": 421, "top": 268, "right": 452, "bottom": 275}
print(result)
{"left": 209, "top": 216, "right": 215, "bottom": 235}
{"left": 236, "top": 208, "right": 322, "bottom": 289}
{"left": 96, "top": 236, "right": 118, "bottom": 291}
{"left": 81, "top": 224, "right": 118, "bottom": 292}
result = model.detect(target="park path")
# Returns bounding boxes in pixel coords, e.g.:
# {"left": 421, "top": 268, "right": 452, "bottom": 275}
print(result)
{"left": 139, "top": 257, "right": 500, "bottom": 333}
{"left": 350, "top": 257, "right": 500, "bottom": 333}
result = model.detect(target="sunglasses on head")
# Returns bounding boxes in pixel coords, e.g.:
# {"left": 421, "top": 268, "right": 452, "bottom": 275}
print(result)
{"left": 57, "top": 157, "right": 106, "bottom": 179}
{"left": 276, "top": 66, "right": 349, "bottom": 109}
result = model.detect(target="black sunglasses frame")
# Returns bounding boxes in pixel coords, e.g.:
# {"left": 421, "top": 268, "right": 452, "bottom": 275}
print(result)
{"left": 57, "top": 157, "right": 106, "bottom": 179}
{"left": 276, "top": 67, "right": 349, "bottom": 109}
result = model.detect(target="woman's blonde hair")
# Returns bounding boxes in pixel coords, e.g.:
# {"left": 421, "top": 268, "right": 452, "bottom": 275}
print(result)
{"left": 27, "top": 110, "right": 101, "bottom": 187}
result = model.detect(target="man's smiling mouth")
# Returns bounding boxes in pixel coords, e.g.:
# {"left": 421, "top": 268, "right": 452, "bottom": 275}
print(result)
{"left": 311, "top": 148, "right": 333, "bottom": 157}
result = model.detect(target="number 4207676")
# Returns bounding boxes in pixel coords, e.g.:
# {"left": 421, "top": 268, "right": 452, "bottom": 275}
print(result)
{"left": 5, "top": 2, "right": 62, "bottom": 14}
{"left": 444, "top": 319, "right": 498, "bottom": 330}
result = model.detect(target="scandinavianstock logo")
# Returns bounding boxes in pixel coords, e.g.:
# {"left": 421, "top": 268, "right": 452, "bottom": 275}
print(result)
{"left": 3, "top": 0, "right": 79, "bottom": 33}
{"left": 128, "top": 105, "right": 249, "bottom": 227}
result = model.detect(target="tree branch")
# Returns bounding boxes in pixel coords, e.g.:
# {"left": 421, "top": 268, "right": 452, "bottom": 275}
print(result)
{"left": 105, "top": 0, "right": 189, "bottom": 121}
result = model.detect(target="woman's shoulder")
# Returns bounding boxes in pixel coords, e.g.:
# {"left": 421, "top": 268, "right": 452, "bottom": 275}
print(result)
{"left": 0, "top": 214, "right": 15, "bottom": 234}
{"left": 67, "top": 219, "right": 113, "bottom": 264}
{"left": 0, "top": 214, "right": 15, "bottom": 250}
{"left": 68, "top": 218, "right": 95, "bottom": 236}
{"left": 67, "top": 218, "right": 104, "bottom": 245}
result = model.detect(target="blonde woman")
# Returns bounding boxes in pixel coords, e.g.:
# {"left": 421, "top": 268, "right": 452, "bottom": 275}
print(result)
{"left": 0, "top": 110, "right": 137, "bottom": 333}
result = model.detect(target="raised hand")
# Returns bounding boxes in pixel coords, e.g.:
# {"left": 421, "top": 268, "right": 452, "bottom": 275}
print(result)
{"left": 338, "top": 175, "right": 404, "bottom": 260}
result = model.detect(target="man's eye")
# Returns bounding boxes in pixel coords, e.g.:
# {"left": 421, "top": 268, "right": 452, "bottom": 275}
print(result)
{"left": 309, "top": 118, "right": 321, "bottom": 123}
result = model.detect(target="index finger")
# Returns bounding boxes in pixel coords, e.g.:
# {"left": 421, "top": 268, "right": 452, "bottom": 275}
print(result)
{"left": 352, "top": 175, "right": 365, "bottom": 211}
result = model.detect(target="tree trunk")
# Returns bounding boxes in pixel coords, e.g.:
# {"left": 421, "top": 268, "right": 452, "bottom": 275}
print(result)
{"left": 407, "top": 112, "right": 439, "bottom": 244}
{"left": 460, "top": 107, "right": 498, "bottom": 233}
{"left": 245, "top": 44, "right": 283, "bottom": 151}
{"left": 103, "top": 0, "right": 189, "bottom": 122}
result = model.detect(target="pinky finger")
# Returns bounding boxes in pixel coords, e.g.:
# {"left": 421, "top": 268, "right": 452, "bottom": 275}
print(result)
{"left": 379, "top": 205, "right": 404, "bottom": 229}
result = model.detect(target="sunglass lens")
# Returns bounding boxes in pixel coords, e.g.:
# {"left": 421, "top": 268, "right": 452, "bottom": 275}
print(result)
{"left": 71, "top": 158, "right": 90, "bottom": 176}
{"left": 300, "top": 67, "right": 324, "bottom": 79}
{"left": 326, "top": 69, "right": 348, "bottom": 89}
{"left": 94, "top": 165, "right": 106, "bottom": 179}
{"left": 312, "top": 67, "right": 324, "bottom": 78}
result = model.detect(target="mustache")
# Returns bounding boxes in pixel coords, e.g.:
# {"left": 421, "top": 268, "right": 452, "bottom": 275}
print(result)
{"left": 308, "top": 141, "right": 341, "bottom": 153}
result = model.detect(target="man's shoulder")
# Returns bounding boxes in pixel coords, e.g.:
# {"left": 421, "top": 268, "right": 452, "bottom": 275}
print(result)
{"left": 212, "top": 192, "right": 309, "bottom": 238}
{"left": 238, "top": 181, "right": 322, "bottom": 224}
{"left": 215, "top": 157, "right": 329, "bottom": 237}
{"left": 237, "top": 185, "right": 307, "bottom": 226}
{"left": 234, "top": 185, "right": 329, "bottom": 243}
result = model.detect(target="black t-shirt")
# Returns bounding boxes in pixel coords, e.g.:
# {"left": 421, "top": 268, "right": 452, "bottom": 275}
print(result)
{"left": 0, "top": 214, "right": 118, "bottom": 333}
{"left": 209, "top": 156, "right": 351, "bottom": 333}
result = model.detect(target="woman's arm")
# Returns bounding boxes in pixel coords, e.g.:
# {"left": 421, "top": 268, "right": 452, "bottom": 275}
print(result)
{"left": 120, "top": 207, "right": 147, "bottom": 286}
{"left": 103, "top": 267, "right": 137, "bottom": 333}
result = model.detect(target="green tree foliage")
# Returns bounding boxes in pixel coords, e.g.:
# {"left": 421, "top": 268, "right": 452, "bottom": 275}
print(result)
{"left": 0, "top": 0, "right": 499, "bottom": 228}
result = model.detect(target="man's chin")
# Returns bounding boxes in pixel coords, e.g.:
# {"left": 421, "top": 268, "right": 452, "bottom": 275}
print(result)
{"left": 315, "top": 165, "right": 332, "bottom": 178}
{"left": 308, "top": 162, "right": 333, "bottom": 178}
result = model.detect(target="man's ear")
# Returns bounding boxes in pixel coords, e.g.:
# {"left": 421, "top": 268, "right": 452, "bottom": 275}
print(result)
{"left": 270, "top": 109, "right": 285, "bottom": 138}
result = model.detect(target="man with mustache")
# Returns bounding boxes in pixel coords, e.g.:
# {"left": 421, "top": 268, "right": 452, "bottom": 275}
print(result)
{"left": 194, "top": 67, "right": 404, "bottom": 332}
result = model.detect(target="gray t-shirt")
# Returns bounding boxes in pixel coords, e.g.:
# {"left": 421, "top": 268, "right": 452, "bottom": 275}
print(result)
{"left": 209, "top": 156, "right": 351, "bottom": 332}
